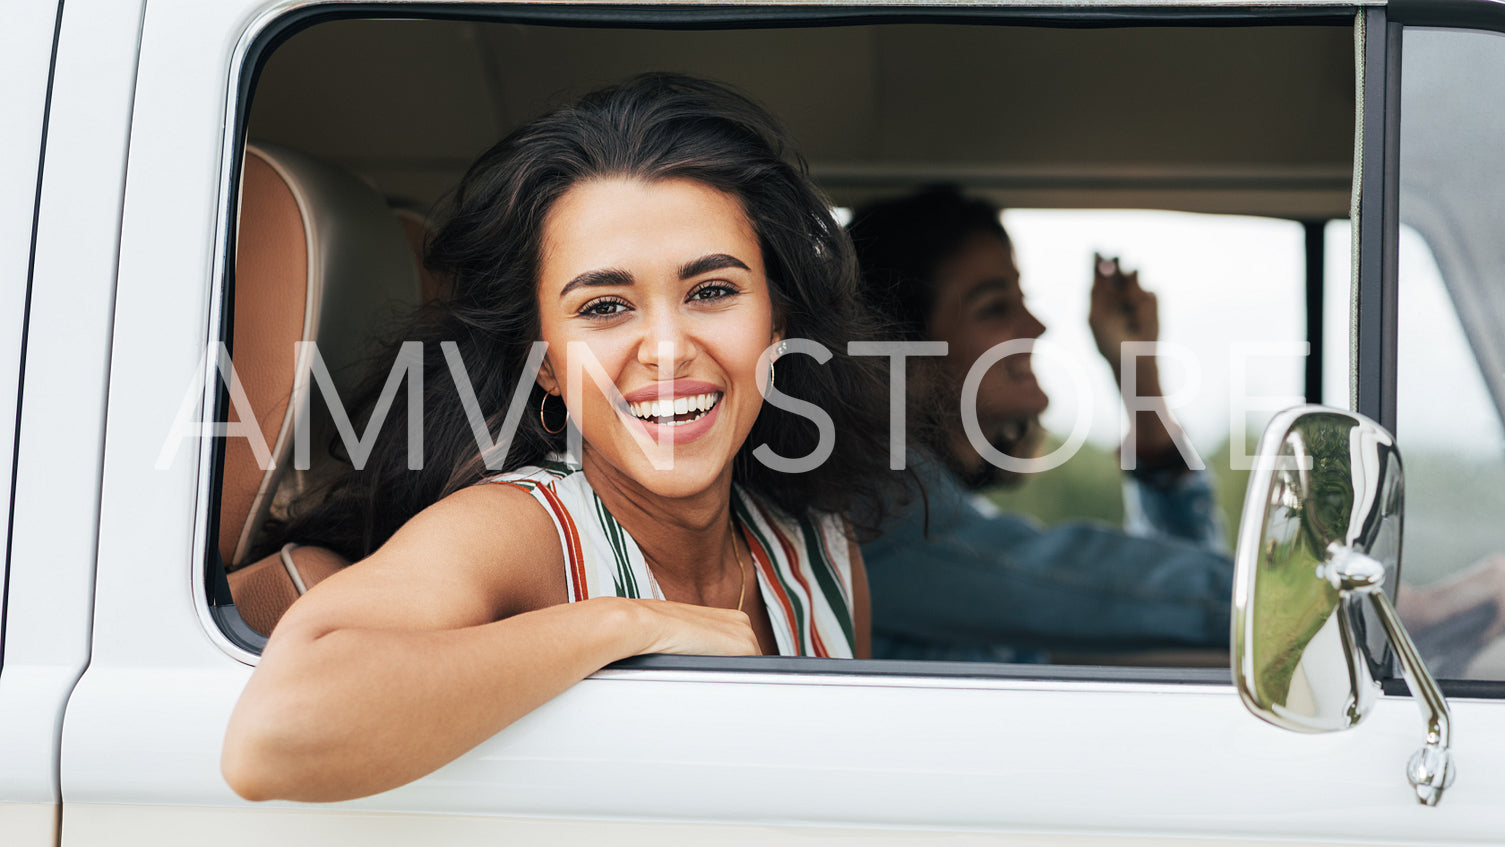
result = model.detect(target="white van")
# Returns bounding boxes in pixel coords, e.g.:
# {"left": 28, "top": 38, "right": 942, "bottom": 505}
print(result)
{"left": 5, "top": 0, "right": 1505, "bottom": 843}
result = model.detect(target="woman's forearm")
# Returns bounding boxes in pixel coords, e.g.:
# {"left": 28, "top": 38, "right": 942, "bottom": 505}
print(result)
{"left": 221, "top": 597, "right": 644, "bottom": 802}
{"left": 1117, "top": 358, "right": 1193, "bottom": 471}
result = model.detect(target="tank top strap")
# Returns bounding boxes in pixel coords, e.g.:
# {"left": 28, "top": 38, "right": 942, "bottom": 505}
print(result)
{"left": 485, "top": 457, "right": 661, "bottom": 603}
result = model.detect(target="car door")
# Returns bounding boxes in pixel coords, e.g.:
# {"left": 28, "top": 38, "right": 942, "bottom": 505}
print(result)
{"left": 0, "top": 1, "right": 137, "bottom": 845}
{"left": 57, "top": 1, "right": 1505, "bottom": 844}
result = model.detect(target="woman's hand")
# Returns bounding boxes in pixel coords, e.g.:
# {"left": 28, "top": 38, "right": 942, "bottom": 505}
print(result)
{"left": 1088, "top": 253, "right": 1160, "bottom": 379}
{"left": 628, "top": 598, "right": 761, "bottom": 656}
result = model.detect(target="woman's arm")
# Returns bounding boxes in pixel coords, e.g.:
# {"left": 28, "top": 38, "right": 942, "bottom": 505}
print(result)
{"left": 222, "top": 484, "right": 757, "bottom": 803}
{"left": 1087, "top": 256, "right": 1197, "bottom": 473}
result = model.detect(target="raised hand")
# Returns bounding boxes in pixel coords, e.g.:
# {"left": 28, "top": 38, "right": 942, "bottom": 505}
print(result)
{"left": 1085, "top": 253, "right": 1196, "bottom": 472}
{"left": 1088, "top": 253, "right": 1160, "bottom": 377}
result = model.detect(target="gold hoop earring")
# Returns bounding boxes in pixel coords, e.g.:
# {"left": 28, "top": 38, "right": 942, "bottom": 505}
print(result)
{"left": 540, "top": 393, "right": 567, "bottom": 434}
{"left": 767, "top": 340, "right": 788, "bottom": 392}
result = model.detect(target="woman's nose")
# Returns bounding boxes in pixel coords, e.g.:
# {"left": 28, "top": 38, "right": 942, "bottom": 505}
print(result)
{"left": 1023, "top": 308, "right": 1046, "bottom": 339}
{"left": 637, "top": 310, "right": 697, "bottom": 373}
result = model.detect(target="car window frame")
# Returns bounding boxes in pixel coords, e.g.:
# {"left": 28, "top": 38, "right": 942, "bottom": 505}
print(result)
{"left": 203, "top": 0, "right": 1365, "bottom": 691}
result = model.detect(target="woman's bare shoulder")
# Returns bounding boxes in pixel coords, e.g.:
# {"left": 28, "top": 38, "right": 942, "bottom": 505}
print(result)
{"left": 275, "top": 483, "right": 568, "bottom": 638}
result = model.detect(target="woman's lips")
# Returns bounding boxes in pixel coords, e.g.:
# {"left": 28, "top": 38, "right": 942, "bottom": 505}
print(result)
{"left": 621, "top": 379, "right": 721, "bottom": 404}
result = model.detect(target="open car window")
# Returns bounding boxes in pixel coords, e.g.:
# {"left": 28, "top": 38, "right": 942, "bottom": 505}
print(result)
{"left": 215, "top": 11, "right": 1356, "bottom": 676}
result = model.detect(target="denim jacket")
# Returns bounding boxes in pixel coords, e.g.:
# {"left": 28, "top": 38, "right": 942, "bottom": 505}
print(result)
{"left": 862, "top": 456, "right": 1234, "bottom": 662}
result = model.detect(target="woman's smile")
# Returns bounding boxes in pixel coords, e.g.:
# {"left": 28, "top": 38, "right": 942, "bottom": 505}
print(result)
{"left": 622, "top": 380, "right": 725, "bottom": 443}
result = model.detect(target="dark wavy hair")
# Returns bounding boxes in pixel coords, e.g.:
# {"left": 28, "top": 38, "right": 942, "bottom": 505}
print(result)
{"left": 847, "top": 186, "right": 1039, "bottom": 487}
{"left": 847, "top": 185, "right": 1012, "bottom": 342}
{"left": 271, "top": 74, "right": 899, "bottom": 561}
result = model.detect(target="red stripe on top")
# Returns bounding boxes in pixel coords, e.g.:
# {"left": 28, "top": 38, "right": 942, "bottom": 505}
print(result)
{"left": 532, "top": 482, "right": 588, "bottom": 601}
{"left": 740, "top": 521, "right": 804, "bottom": 655}
{"left": 763, "top": 519, "right": 827, "bottom": 658}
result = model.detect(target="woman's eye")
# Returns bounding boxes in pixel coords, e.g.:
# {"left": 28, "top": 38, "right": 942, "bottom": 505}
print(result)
{"left": 579, "top": 298, "right": 630, "bottom": 318}
{"left": 689, "top": 282, "right": 738, "bottom": 302}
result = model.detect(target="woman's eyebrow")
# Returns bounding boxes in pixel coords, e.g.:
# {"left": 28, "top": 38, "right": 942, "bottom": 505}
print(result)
{"left": 679, "top": 253, "right": 750, "bottom": 280}
{"left": 559, "top": 267, "right": 633, "bottom": 299}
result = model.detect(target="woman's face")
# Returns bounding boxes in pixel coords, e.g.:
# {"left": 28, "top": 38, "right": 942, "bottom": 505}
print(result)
{"left": 925, "top": 231, "right": 1049, "bottom": 430}
{"left": 534, "top": 176, "right": 779, "bottom": 500}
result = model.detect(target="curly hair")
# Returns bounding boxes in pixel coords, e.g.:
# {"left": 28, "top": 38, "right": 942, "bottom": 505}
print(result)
{"left": 270, "top": 74, "right": 900, "bottom": 560}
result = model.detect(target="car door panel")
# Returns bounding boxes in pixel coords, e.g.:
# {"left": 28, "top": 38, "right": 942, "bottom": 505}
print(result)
{"left": 0, "top": 0, "right": 142, "bottom": 843}
{"left": 59, "top": 661, "right": 1505, "bottom": 842}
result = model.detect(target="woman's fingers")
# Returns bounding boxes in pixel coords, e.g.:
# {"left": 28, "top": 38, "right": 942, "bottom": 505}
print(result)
{"left": 636, "top": 600, "right": 760, "bottom": 656}
{"left": 1090, "top": 257, "right": 1160, "bottom": 360}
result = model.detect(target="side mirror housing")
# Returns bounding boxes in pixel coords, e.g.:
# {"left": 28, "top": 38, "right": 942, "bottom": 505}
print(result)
{"left": 1233, "top": 405, "right": 1455, "bottom": 805}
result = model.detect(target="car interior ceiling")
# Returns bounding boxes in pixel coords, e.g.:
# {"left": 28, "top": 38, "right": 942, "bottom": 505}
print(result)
{"left": 246, "top": 19, "right": 1355, "bottom": 217}
{"left": 220, "top": 15, "right": 1357, "bottom": 647}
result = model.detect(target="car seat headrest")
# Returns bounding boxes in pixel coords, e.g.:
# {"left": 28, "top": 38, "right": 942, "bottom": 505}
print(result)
{"left": 222, "top": 143, "right": 420, "bottom": 567}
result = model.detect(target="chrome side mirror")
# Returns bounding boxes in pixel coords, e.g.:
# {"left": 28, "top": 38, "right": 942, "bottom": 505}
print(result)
{"left": 1232, "top": 405, "right": 1455, "bottom": 806}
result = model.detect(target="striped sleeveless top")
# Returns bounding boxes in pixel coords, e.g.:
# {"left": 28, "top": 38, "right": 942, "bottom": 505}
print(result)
{"left": 487, "top": 455, "right": 854, "bottom": 658}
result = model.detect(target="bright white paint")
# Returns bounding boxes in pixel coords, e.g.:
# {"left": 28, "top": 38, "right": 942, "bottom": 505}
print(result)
{"left": 0, "top": 4, "right": 59, "bottom": 818}
{"left": 0, "top": 0, "right": 145, "bottom": 825}
{"left": 0, "top": 0, "right": 59, "bottom": 672}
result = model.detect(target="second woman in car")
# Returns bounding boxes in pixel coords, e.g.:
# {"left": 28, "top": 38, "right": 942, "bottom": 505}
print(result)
{"left": 221, "top": 74, "right": 894, "bottom": 802}
{"left": 848, "top": 186, "right": 1233, "bottom": 662}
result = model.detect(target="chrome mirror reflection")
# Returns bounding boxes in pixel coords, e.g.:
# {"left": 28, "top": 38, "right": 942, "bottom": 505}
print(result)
{"left": 1232, "top": 405, "right": 1455, "bottom": 806}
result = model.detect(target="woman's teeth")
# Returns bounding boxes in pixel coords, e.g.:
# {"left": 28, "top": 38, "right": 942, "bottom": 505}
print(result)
{"left": 628, "top": 392, "right": 721, "bottom": 425}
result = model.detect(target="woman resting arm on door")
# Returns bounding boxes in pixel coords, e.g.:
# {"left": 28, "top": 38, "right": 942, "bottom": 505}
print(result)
{"left": 221, "top": 74, "right": 892, "bottom": 802}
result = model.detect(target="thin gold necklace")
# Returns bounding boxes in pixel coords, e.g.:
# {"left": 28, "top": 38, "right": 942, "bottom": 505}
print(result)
{"left": 730, "top": 516, "right": 748, "bottom": 612}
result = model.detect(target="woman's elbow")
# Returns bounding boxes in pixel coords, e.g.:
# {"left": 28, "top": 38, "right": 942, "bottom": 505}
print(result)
{"left": 221, "top": 687, "right": 331, "bottom": 801}
{"left": 221, "top": 726, "right": 285, "bottom": 801}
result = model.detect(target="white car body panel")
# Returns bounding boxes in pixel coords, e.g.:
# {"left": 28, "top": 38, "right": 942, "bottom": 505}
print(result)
{"left": 0, "top": 3, "right": 141, "bottom": 845}
{"left": 0, "top": 0, "right": 63, "bottom": 831}
{"left": 0, "top": 0, "right": 1491, "bottom": 843}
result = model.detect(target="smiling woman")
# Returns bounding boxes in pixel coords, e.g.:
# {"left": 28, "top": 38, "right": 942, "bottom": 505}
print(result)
{"left": 219, "top": 74, "right": 899, "bottom": 803}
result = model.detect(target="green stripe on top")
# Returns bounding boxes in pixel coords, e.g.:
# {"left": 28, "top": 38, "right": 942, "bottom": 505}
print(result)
{"left": 593, "top": 492, "right": 639, "bottom": 599}
{"left": 798, "top": 512, "right": 854, "bottom": 654}
{"left": 733, "top": 492, "right": 808, "bottom": 655}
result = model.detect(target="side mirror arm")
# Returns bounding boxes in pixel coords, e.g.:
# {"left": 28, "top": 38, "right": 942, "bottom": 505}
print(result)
{"left": 1327, "top": 547, "right": 1456, "bottom": 805}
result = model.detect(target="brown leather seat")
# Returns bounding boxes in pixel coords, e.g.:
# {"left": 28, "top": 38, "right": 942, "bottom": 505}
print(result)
{"left": 223, "top": 143, "right": 422, "bottom": 635}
